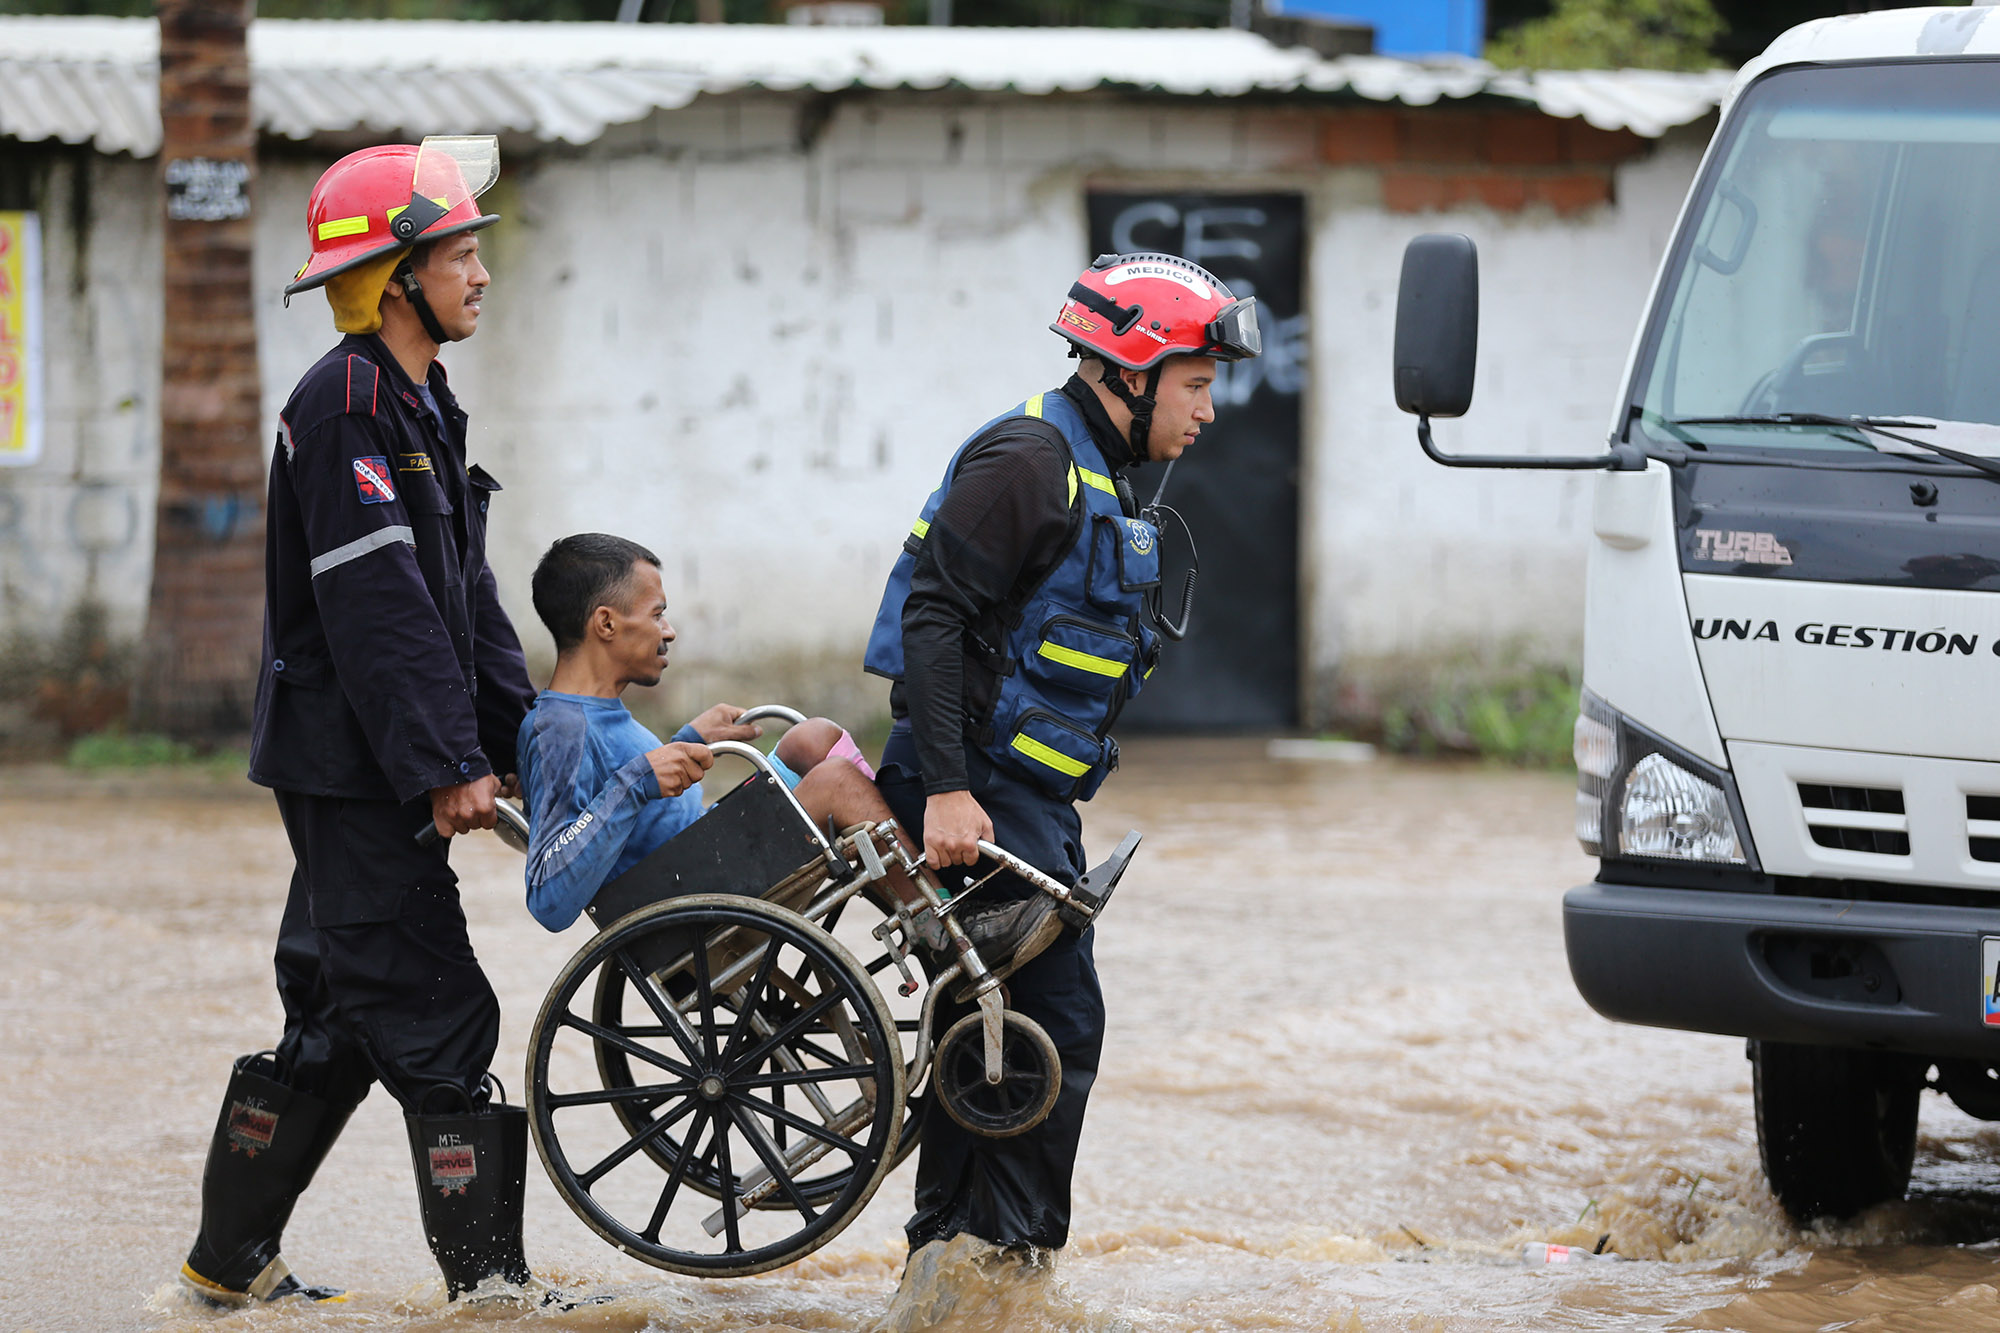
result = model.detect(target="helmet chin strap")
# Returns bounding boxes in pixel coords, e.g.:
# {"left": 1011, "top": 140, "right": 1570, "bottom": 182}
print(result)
{"left": 393, "top": 254, "right": 451, "bottom": 345}
{"left": 1098, "top": 361, "right": 1164, "bottom": 461}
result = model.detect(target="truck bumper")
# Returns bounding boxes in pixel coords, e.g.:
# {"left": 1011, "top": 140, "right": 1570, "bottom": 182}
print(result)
{"left": 1564, "top": 882, "right": 2000, "bottom": 1060}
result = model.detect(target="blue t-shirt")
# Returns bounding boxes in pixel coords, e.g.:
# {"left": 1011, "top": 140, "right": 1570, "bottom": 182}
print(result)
{"left": 516, "top": 693, "right": 706, "bottom": 932}
{"left": 413, "top": 380, "right": 450, "bottom": 443}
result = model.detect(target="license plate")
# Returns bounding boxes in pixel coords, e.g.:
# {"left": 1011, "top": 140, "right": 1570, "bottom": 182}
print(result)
{"left": 1982, "top": 937, "right": 2000, "bottom": 1026}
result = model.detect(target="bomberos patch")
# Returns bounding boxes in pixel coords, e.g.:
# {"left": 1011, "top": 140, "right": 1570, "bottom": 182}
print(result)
{"left": 352, "top": 456, "right": 396, "bottom": 504}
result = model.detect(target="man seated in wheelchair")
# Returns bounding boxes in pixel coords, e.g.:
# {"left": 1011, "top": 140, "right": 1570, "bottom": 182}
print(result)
{"left": 514, "top": 534, "right": 1057, "bottom": 980}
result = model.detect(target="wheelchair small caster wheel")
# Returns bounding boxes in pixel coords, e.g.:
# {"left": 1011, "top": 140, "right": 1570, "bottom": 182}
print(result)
{"left": 933, "top": 1009, "right": 1061, "bottom": 1138}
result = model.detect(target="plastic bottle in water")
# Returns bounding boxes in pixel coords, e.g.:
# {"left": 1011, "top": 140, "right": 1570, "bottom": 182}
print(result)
{"left": 1523, "top": 1241, "right": 1622, "bottom": 1265}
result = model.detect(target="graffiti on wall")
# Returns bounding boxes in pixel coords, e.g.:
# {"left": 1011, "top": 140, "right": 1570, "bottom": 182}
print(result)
{"left": 1087, "top": 191, "right": 1307, "bottom": 728}
{"left": 1105, "top": 199, "right": 1309, "bottom": 407}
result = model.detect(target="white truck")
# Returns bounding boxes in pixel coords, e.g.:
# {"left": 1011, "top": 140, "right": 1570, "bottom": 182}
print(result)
{"left": 1393, "top": 6, "right": 2000, "bottom": 1222}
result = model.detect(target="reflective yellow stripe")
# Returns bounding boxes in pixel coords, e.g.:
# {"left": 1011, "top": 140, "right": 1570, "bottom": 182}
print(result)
{"left": 1076, "top": 467, "right": 1116, "bottom": 497}
{"left": 1010, "top": 733, "right": 1091, "bottom": 777}
{"left": 912, "top": 517, "right": 930, "bottom": 538}
{"left": 1037, "top": 642, "right": 1126, "bottom": 678}
{"left": 1065, "top": 467, "right": 1116, "bottom": 505}
{"left": 1025, "top": 393, "right": 1045, "bottom": 418}
{"left": 315, "top": 214, "right": 370, "bottom": 241}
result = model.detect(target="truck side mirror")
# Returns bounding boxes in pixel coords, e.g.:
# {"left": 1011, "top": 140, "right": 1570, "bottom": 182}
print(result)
{"left": 1393, "top": 233, "right": 1479, "bottom": 418}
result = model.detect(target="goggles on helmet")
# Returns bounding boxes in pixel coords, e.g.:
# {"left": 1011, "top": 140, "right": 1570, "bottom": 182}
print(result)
{"left": 1206, "top": 297, "right": 1261, "bottom": 361}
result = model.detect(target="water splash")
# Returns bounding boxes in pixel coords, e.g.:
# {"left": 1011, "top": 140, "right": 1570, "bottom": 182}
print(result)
{"left": 867, "top": 1236, "right": 1125, "bottom": 1333}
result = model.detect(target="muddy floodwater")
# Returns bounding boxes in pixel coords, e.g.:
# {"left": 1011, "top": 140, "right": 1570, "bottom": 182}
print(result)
{"left": 10, "top": 741, "right": 2000, "bottom": 1332}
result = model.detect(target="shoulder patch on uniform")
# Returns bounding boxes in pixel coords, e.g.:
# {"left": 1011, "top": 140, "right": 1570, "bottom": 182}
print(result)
{"left": 344, "top": 355, "right": 380, "bottom": 417}
{"left": 352, "top": 456, "right": 396, "bottom": 504}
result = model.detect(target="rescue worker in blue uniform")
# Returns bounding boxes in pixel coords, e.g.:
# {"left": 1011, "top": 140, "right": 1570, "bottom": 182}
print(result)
{"left": 864, "top": 253, "right": 1260, "bottom": 1267}
{"left": 178, "top": 138, "right": 549, "bottom": 1308}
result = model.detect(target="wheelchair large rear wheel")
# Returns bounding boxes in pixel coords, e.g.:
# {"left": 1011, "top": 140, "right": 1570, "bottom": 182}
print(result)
{"left": 528, "top": 894, "right": 904, "bottom": 1277}
{"left": 591, "top": 876, "right": 934, "bottom": 1201}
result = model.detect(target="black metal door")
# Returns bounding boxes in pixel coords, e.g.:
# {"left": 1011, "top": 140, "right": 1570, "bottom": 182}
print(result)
{"left": 1086, "top": 191, "right": 1305, "bottom": 730}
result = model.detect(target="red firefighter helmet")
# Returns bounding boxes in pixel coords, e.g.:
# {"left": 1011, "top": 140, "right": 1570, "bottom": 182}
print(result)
{"left": 285, "top": 136, "right": 500, "bottom": 297}
{"left": 1051, "top": 252, "right": 1261, "bottom": 369}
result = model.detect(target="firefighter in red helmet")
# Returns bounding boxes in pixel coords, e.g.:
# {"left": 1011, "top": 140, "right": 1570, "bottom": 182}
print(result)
{"left": 177, "top": 138, "right": 557, "bottom": 1309}
{"left": 863, "top": 253, "right": 1258, "bottom": 1278}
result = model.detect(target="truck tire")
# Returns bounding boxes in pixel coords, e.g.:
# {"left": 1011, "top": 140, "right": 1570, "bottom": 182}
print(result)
{"left": 1751, "top": 1039, "right": 1922, "bottom": 1224}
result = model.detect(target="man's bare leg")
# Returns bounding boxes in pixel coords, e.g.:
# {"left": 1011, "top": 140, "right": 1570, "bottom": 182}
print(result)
{"left": 790, "top": 758, "right": 933, "bottom": 920}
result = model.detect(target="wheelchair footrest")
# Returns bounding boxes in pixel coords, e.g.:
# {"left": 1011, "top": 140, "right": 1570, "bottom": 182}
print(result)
{"left": 1057, "top": 829, "right": 1140, "bottom": 931}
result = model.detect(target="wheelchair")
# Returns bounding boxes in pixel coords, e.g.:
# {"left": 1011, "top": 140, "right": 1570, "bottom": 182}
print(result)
{"left": 472, "top": 706, "right": 1139, "bottom": 1278}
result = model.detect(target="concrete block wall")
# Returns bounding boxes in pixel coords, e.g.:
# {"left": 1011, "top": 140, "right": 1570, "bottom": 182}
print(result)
{"left": 0, "top": 152, "right": 161, "bottom": 650}
{"left": 1, "top": 90, "right": 1709, "bottom": 736}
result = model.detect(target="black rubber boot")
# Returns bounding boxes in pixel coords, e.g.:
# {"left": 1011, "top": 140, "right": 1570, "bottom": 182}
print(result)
{"left": 181, "top": 1053, "right": 353, "bottom": 1306}
{"left": 406, "top": 1099, "right": 535, "bottom": 1301}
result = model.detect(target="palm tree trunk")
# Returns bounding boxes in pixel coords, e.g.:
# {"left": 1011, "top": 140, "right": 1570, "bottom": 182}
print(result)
{"left": 135, "top": 0, "right": 263, "bottom": 739}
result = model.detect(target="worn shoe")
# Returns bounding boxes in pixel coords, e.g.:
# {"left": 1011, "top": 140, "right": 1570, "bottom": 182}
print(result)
{"left": 180, "top": 1257, "right": 346, "bottom": 1307}
{"left": 949, "top": 894, "right": 1063, "bottom": 1000}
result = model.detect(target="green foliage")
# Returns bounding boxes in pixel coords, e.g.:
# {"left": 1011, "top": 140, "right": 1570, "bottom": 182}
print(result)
{"left": 1485, "top": 0, "right": 1724, "bottom": 71}
{"left": 1371, "top": 658, "right": 1579, "bottom": 768}
{"left": 65, "top": 726, "right": 247, "bottom": 775}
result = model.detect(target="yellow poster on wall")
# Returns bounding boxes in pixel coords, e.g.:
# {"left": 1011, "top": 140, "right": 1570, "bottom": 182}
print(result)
{"left": 0, "top": 212, "right": 41, "bottom": 467}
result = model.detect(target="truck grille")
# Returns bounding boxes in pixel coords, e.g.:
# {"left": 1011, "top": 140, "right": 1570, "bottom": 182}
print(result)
{"left": 1797, "top": 783, "right": 1910, "bottom": 856}
{"left": 1968, "top": 795, "right": 2000, "bottom": 863}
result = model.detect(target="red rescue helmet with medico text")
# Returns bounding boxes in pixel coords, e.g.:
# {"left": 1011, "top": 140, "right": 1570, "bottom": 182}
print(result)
{"left": 1051, "top": 252, "right": 1261, "bottom": 369}
{"left": 286, "top": 136, "right": 501, "bottom": 297}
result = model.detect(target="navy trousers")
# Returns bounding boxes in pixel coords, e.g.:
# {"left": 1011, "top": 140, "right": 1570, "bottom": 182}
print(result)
{"left": 271, "top": 790, "right": 501, "bottom": 1114}
{"left": 876, "top": 726, "right": 1106, "bottom": 1251}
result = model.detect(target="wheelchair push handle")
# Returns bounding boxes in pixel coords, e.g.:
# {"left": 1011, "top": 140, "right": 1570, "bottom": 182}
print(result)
{"left": 735, "top": 704, "right": 808, "bottom": 728}
{"left": 414, "top": 800, "right": 531, "bottom": 852}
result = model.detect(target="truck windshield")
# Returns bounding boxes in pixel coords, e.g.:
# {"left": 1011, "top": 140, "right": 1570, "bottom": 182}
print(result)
{"left": 1634, "top": 60, "right": 2000, "bottom": 455}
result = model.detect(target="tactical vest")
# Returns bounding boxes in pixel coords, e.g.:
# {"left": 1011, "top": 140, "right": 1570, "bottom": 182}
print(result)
{"left": 864, "top": 389, "right": 1161, "bottom": 801}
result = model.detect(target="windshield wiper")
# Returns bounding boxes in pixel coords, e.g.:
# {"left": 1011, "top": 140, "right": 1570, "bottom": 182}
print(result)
{"left": 1673, "top": 413, "right": 2000, "bottom": 480}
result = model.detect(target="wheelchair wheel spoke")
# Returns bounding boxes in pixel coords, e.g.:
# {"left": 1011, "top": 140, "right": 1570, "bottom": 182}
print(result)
{"left": 560, "top": 1012, "right": 697, "bottom": 1081}
{"left": 730, "top": 1062, "right": 877, "bottom": 1089}
{"left": 771, "top": 1018, "right": 848, "bottom": 1062}
{"left": 713, "top": 1103, "right": 743, "bottom": 1253}
{"left": 726, "top": 988, "right": 846, "bottom": 1076}
{"left": 690, "top": 932, "right": 721, "bottom": 1065}
{"left": 613, "top": 948, "right": 707, "bottom": 1065}
{"left": 579, "top": 1092, "right": 701, "bottom": 1190}
{"left": 729, "top": 1089, "right": 867, "bottom": 1158}
{"left": 547, "top": 1080, "right": 691, "bottom": 1110}
{"left": 724, "top": 1099, "right": 820, "bottom": 1223}
{"left": 639, "top": 1106, "right": 711, "bottom": 1245}
{"left": 720, "top": 942, "right": 781, "bottom": 1068}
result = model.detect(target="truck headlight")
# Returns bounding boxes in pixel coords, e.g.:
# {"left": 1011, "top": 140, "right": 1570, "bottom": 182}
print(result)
{"left": 1574, "top": 689, "right": 1757, "bottom": 869}
{"left": 1618, "top": 752, "right": 1746, "bottom": 864}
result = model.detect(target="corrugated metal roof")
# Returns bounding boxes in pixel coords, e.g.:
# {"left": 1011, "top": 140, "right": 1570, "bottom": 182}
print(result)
{"left": 0, "top": 16, "right": 1730, "bottom": 158}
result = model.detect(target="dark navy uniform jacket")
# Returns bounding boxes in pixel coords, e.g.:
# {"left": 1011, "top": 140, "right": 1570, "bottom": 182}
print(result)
{"left": 248, "top": 333, "right": 535, "bottom": 805}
